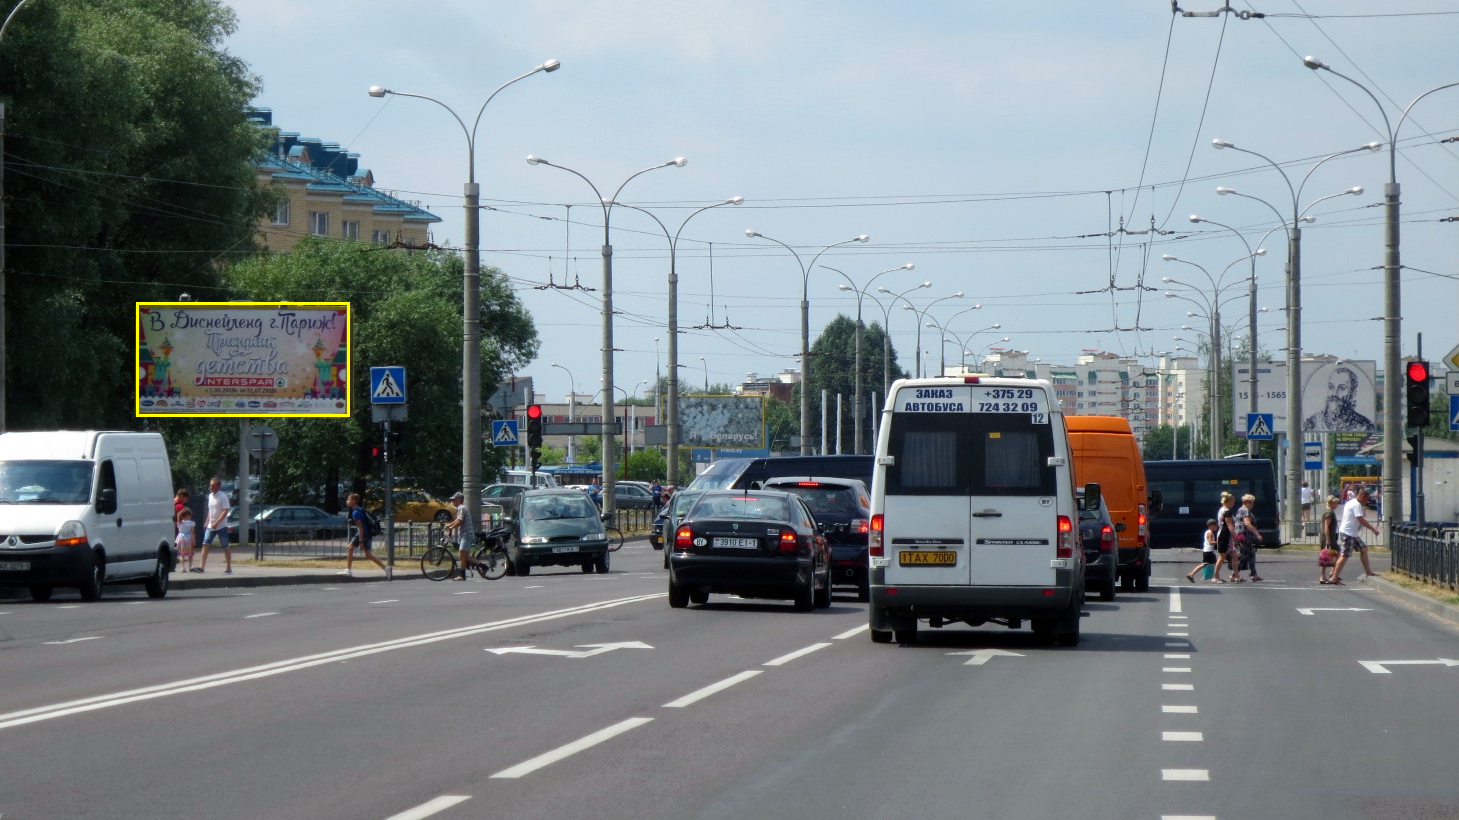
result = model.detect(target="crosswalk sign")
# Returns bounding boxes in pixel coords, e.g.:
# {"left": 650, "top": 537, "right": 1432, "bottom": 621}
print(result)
{"left": 1450, "top": 395, "right": 1459, "bottom": 432}
{"left": 1246, "top": 413, "right": 1274, "bottom": 440}
{"left": 492, "top": 420, "right": 519, "bottom": 447}
{"left": 370, "top": 366, "right": 407, "bottom": 405}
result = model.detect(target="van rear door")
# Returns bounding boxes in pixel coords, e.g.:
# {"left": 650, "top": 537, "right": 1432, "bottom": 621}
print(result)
{"left": 881, "top": 384, "right": 1061, "bottom": 588}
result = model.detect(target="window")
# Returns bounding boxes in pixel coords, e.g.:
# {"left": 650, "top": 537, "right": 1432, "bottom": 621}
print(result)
{"left": 342, "top": 220, "right": 359, "bottom": 241}
{"left": 372, "top": 230, "right": 392, "bottom": 245}
{"left": 272, "top": 200, "right": 290, "bottom": 226}
{"left": 309, "top": 212, "right": 328, "bottom": 236}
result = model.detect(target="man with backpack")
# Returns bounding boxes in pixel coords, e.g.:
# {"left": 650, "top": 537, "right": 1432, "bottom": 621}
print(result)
{"left": 341, "top": 492, "right": 389, "bottom": 579}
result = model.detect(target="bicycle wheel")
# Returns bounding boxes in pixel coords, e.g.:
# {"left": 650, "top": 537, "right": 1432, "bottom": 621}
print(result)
{"left": 607, "top": 527, "right": 625, "bottom": 552}
{"left": 420, "top": 546, "right": 456, "bottom": 581}
{"left": 475, "top": 545, "right": 510, "bottom": 580}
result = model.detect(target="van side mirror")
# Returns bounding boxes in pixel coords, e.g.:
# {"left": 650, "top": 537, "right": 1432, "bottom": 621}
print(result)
{"left": 96, "top": 488, "right": 117, "bottom": 515}
{"left": 1082, "top": 483, "right": 1101, "bottom": 511}
{"left": 1149, "top": 488, "right": 1164, "bottom": 512}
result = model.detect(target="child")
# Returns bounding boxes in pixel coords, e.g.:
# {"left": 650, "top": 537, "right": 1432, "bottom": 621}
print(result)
{"left": 175, "top": 508, "right": 196, "bottom": 573}
{"left": 1186, "top": 519, "right": 1219, "bottom": 583}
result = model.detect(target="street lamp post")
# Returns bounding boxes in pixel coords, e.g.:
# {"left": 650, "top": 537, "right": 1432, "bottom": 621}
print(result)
{"left": 901, "top": 292, "right": 964, "bottom": 378}
{"left": 551, "top": 362, "right": 575, "bottom": 464}
{"left": 938, "top": 323, "right": 1001, "bottom": 372}
{"left": 825, "top": 263, "right": 915, "bottom": 455}
{"left": 974, "top": 337, "right": 1012, "bottom": 371}
{"left": 369, "top": 58, "right": 559, "bottom": 531}
{"left": 1300, "top": 57, "right": 1459, "bottom": 538}
{"left": 699, "top": 356, "right": 708, "bottom": 392}
{"left": 876, "top": 282, "right": 932, "bottom": 393}
{"left": 526, "top": 155, "right": 687, "bottom": 514}
{"left": 746, "top": 231, "right": 870, "bottom": 455}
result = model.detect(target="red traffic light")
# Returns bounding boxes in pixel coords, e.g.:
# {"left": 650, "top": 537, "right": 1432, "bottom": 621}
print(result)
{"left": 526, "top": 404, "right": 543, "bottom": 420}
{"left": 1406, "top": 361, "right": 1431, "bottom": 383}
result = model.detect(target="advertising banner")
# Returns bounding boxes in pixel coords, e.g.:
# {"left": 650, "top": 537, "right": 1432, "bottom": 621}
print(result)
{"left": 137, "top": 303, "right": 351, "bottom": 417}
{"left": 677, "top": 396, "right": 766, "bottom": 449}
{"left": 1232, "top": 360, "right": 1377, "bottom": 436}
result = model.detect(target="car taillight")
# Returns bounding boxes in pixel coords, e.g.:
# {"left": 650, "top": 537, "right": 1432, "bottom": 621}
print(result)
{"left": 852, "top": 518, "right": 869, "bottom": 535}
{"left": 1137, "top": 503, "right": 1149, "bottom": 546}
{"left": 1101, "top": 524, "right": 1116, "bottom": 551}
{"left": 674, "top": 527, "right": 693, "bottom": 550}
{"left": 779, "top": 529, "right": 800, "bottom": 554}
{"left": 869, "top": 514, "right": 884, "bottom": 557}
{"left": 1057, "top": 515, "right": 1074, "bottom": 558}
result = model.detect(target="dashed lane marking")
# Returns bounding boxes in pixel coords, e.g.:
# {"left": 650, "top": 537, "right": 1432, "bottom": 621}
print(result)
{"left": 1163, "top": 705, "right": 1198, "bottom": 713}
{"left": 662, "top": 670, "right": 762, "bottom": 708}
{"left": 1162, "top": 769, "right": 1209, "bottom": 781}
{"left": 1163, "top": 731, "right": 1204, "bottom": 741}
{"left": 490, "top": 717, "right": 653, "bottom": 779}
{"left": 383, "top": 795, "right": 471, "bottom": 820}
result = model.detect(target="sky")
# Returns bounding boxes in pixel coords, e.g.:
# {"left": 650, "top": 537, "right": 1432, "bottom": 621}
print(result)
{"left": 223, "top": 0, "right": 1459, "bottom": 406}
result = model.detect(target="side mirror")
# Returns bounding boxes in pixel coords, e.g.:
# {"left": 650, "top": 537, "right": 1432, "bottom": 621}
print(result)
{"left": 1149, "top": 488, "right": 1164, "bottom": 512}
{"left": 96, "top": 488, "right": 117, "bottom": 515}
{"left": 1082, "top": 483, "right": 1101, "bottom": 511}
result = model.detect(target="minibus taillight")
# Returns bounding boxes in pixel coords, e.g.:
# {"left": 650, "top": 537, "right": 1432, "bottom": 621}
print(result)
{"left": 1056, "top": 515, "right": 1074, "bottom": 558}
{"left": 869, "top": 514, "right": 884, "bottom": 557}
{"left": 1137, "top": 503, "right": 1149, "bottom": 547}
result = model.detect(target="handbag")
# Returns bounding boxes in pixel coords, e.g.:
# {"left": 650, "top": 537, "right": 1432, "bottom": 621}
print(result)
{"left": 1318, "top": 548, "right": 1336, "bottom": 567}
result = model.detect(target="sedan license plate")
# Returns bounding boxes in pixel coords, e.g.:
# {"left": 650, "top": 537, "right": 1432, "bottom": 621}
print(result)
{"left": 551, "top": 545, "right": 578, "bottom": 553}
{"left": 899, "top": 551, "right": 956, "bottom": 566}
{"left": 713, "top": 537, "right": 759, "bottom": 550}
{"left": 0, "top": 560, "right": 30, "bottom": 571}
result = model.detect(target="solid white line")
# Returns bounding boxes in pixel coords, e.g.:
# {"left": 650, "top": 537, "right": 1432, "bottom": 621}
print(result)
{"left": 1163, "top": 667, "right": 1191, "bottom": 673}
{"left": 662, "top": 671, "right": 762, "bottom": 708}
{"left": 1170, "top": 614, "right": 1188, "bottom": 619}
{"left": 1165, "top": 654, "right": 1191, "bottom": 659}
{"left": 369, "top": 600, "right": 399, "bottom": 605}
{"left": 1163, "top": 731, "right": 1204, "bottom": 741}
{"left": 832, "top": 624, "right": 869, "bottom": 640}
{"left": 244, "top": 613, "right": 277, "bottom": 619}
{"left": 1163, "top": 705, "right": 1198, "bottom": 714}
{"left": 382, "top": 795, "right": 471, "bottom": 820}
{"left": 1167, "top": 633, "right": 1189, "bottom": 638}
{"left": 0, "top": 593, "right": 664, "bottom": 732}
{"left": 490, "top": 717, "right": 653, "bottom": 778}
{"left": 42, "top": 637, "right": 101, "bottom": 645}
{"left": 452, "top": 591, "right": 481, "bottom": 595}
{"left": 1169, "top": 587, "right": 1182, "bottom": 615}
{"left": 764, "top": 643, "right": 831, "bottom": 667}
{"left": 1162, "top": 683, "right": 1194, "bottom": 691}
{"left": 1162, "top": 769, "right": 1209, "bottom": 781}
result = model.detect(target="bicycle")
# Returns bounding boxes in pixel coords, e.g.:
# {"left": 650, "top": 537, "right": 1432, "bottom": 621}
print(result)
{"left": 603, "top": 511, "right": 625, "bottom": 553}
{"left": 421, "top": 525, "right": 512, "bottom": 581}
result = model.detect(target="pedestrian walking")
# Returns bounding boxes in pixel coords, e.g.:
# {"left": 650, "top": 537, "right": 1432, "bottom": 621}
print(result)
{"left": 173, "top": 488, "right": 190, "bottom": 526}
{"left": 1212, "top": 492, "right": 1237, "bottom": 583}
{"left": 1300, "top": 481, "right": 1315, "bottom": 524}
{"left": 195, "top": 477, "right": 232, "bottom": 574}
{"left": 340, "top": 492, "right": 388, "bottom": 578}
{"left": 175, "top": 508, "right": 196, "bottom": 573}
{"left": 1318, "top": 494, "right": 1340, "bottom": 584}
{"left": 1234, "top": 493, "right": 1265, "bottom": 582}
{"left": 1329, "top": 488, "right": 1381, "bottom": 585}
{"left": 651, "top": 479, "right": 664, "bottom": 511}
{"left": 1185, "top": 519, "right": 1219, "bottom": 582}
{"left": 442, "top": 491, "right": 477, "bottom": 581}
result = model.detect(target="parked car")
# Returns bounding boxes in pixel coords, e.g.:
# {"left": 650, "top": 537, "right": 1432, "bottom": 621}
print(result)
{"left": 667, "top": 489, "right": 832, "bottom": 612}
{"left": 370, "top": 488, "right": 454, "bottom": 524}
{"left": 482, "top": 483, "right": 529, "bottom": 515}
{"left": 509, "top": 489, "right": 612, "bottom": 576}
{"left": 227, "top": 505, "right": 350, "bottom": 543}
{"left": 1077, "top": 487, "right": 1120, "bottom": 601}
{"left": 762, "top": 477, "right": 872, "bottom": 601}
{"left": 612, "top": 482, "right": 657, "bottom": 510}
{"left": 650, "top": 488, "right": 707, "bottom": 566}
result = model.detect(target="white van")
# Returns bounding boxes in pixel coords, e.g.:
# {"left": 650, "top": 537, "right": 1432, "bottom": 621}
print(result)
{"left": 868, "top": 376, "right": 1089, "bottom": 646}
{"left": 502, "top": 469, "right": 559, "bottom": 489}
{"left": 0, "top": 431, "right": 175, "bottom": 601}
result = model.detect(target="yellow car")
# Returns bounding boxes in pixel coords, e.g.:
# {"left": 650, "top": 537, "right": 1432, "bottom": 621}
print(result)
{"left": 370, "top": 488, "right": 455, "bottom": 524}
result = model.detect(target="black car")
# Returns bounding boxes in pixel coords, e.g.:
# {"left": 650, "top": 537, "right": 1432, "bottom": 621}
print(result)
{"left": 650, "top": 489, "right": 707, "bottom": 567}
{"left": 667, "top": 489, "right": 832, "bottom": 612}
{"left": 611, "top": 482, "right": 657, "bottom": 510}
{"left": 481, "top": 483, "right": 529, "bottom": 515}
{"left": 762, "top": 477, "right": 872, "bottom": 601}
{"left": 510, "top": 489, "right": 612, "bottom": 576}
{"left": 1077, "top": 487, "right": 1120, "bottom": 601}
{"left": 226, "top": 505, "right": 350, "bottom": 542}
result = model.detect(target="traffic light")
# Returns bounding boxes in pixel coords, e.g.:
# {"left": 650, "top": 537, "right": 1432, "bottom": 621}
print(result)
{"left": 388, "top": 429, "right": 405, "bottom": 461}
{"left": 1407, "top": 434, "right": 1420, "bottom": 466}
{"left": 1405, "top": 360, "right": 1431, "bottom": 427}
{"left": 369, "top": 443, "right": 384, "bottom": 463}
{"left": 526, "top": 404, "right": 543, "bottom": 471}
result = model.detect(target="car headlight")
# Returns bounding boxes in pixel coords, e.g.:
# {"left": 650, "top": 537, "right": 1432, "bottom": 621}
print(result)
{"left": 520, "top": 536, "right": 548, "bottom": 545}
{"left": 55, "top": 519, "right": 89, "bottom": 548}
{"left": 590, "top": 531, "right": 606, "bottom": 541}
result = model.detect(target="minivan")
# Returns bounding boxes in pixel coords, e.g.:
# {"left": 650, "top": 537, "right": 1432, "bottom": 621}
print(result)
{"left": 0, "top": 431, "right": 176, "bottom": 601}
{"left": 1065, "top": 415, "right": 1158, "bottom": 592}
{"left": 688, "top": 455, "right": 874, "bottom": 492}
{"left": 868, "top": 376, "right": 1088, "bottom": 646}
{"left": 1144, "top": 458, "right": 1281, "bottom": 549}
{"left": 501, "top": 469, "right": 559, "bottom": 489}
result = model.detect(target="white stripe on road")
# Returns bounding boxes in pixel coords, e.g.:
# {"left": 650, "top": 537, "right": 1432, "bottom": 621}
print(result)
{"left": 1162, "top": 731, "right": 1204, "bottom": 741}
{"left": 383, "top": 795, "right": 471, "bottom": 820}
{"left": 1162, "top": 769, "right": 1209, "bottom": 781}
{"left": 0, "top": 593, "right": 664, "bottom": 732}
{"left": 491, "top": 717, "right": 653, "bottom": 779}
{"left": 244, "top": 613, "right": 277, "bottom": 619}
{"left": 764, "top": 643, "right": 831, "bottom": 667}
{"left": 1165, "top": 654, "right": 1191, "bottom": 659}
{"left": 1162, "top": 705, "right": 1198, "bottom": 713}
{"left": 1163, "top": 667, "right": 1191, "bottom": 673}
{"left": 662, "top": 671, "right": 762, "bottom": 708}
{"left": 1162, "top": 683, "right": 1194, "bottom": 691}
{"left": 832, "top": 624, "right": 869, "bottom": 640}
{"left": 43, "top": 637, "right": 101, "bottom": 645}
{"left": 1169, "top": 587, "right": 1182, "bottom": 614}
{"left": 452, "top": 591, "right": 481, "bottom": 595}
{"left": 370, "top": 600, "right": 399, "bottom": 605}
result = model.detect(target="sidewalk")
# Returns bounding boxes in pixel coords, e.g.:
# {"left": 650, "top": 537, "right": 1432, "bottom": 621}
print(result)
{"left": 167, "top": 557, "right": 395, "bottom": 590}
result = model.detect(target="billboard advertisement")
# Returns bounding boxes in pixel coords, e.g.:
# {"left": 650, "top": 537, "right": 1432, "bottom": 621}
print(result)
{"left": 137, "top": 303, "right": 351, "bottom": 417}
{"left": 677, "top": 396, "right": 766, "bottom": 449}
{"left": 1231, "top": 360, "right": 1377, "bottom": 435}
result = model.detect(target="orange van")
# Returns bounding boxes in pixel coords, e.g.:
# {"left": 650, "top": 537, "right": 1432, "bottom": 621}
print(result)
{"left": 1065, "top": 416, "right": 1153, "bottom": 593}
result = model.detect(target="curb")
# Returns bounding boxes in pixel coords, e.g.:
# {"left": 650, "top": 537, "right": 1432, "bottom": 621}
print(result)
{"left": 167, "top": 573, "right": 394, "bottom": 590}
{"left": 1369, "top": 575, "right": 1459, "bottom": 629}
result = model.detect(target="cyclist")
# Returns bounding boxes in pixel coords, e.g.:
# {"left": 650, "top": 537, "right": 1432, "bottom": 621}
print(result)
{"left": 443, "top": 491, "right": 478, "bottom": 581}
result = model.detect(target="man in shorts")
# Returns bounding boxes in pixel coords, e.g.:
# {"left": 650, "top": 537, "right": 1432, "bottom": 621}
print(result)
{"left": 196, "top": 477, "right": 232, "bottom": 575}
{"left": 1329, "top": 488, "right": 1381, "bottom": 585}
{"left": 341, "top": 492, "right": 388, "bottom": 579}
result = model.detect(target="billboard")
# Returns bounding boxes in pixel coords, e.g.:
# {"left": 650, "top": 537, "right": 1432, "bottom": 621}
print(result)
{"left": 137, "top": 302, "right": 351, "bottom": 417}
{"left": 1231, "top": 360, "right": 1377, "bottom": 435}
{"left": 677, "top": 396, "right": 766, "bottom": 449}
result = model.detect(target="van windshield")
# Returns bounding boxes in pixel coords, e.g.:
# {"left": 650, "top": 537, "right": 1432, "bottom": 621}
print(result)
{"left": 0, "top": 460, "right": 94, "bottom": 504}
{"left": 884, "top": 415, "right": 1056, "bottom": 496}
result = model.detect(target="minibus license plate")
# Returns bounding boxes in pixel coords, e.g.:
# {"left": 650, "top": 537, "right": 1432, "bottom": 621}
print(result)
{"left": 0, "top": 561, "right": 30, "bottom": 571}
{"left": 714, "top": 537, "right": 758, "bottom": 549}
{"left": 899, "top": 551, "right": 955, "bottom": 566}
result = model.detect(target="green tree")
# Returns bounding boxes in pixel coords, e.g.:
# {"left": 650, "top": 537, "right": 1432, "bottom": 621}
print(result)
{"left": 2, "top": 0, "right": 273, "bottom": 428}
{"left": 804, "top": 315, "right": 903, "bottom": 449}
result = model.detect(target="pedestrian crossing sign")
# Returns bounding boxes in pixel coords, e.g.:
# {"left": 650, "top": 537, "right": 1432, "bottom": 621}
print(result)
{"left": 369, "top": 366, "right": 406, "bottom": 405}
{"left": 1246, "top": 413, "right": 1274, "bottom": 440}
{"left": 1450, "top": 395, "right": 1459, "bottom": 432}
{"left": 492, "top": 420, "right": 519, "bottom": 447}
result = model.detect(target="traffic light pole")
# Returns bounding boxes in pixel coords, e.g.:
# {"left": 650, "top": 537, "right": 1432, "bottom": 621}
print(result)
{"left": 383, "top": 419, "right": 395, "bottom": 572}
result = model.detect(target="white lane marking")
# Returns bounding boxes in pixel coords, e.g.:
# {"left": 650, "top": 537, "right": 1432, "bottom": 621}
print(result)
{"left": 1359, "top": 658, "right": 1459, "bottom": 674}
{"left": 1165, "top": 642, "right": 1189, "bottom": 648}
{"left": 1297, "top": 607, "right": 1372, "bottom": 615}
{"left": 1167, "top": 632, "right": 1189, "bottom": 637}
{"left": 244, "top": 612, "right": 278, "bottom": 619}
{"left": 234, "top": 592, "right": 258, "bottom": 596}
{"left": 1162, "top": 769, "right": 1209, "bottom": 781}
{"left": 663, "top": 670, "right": 762, "bottom": 708}
{"left": 1162, "top": 816, "right": 1217, "bottom": 819}
{"left": 383, "top": 795, "right": 471, "bottom": 820}
{"left": 1163, "top": 731, "right": 1204, "bottom": 741}
{"left": 764, "top": 643, "right": 831, "bottom": 667}
{"left": 1163, "top": 667, "right": 1191, "bottom": 673}
{"left": 948, "top": 649, "right": 1025, "bottom": 666}
{"left": 1169, "top": 587, "right": 1182, "bottom": 615}
{"left": 1165, "top": 654, "right": 1191, "bottom": 659}
{"left": 452, "top": 590, "right": 481, "bottom": 595}
{"left": 122, "top": 601, "right": 146, "bottom": 605}
{"left": 1162, "top": 683, "right": 1194, "bottom": 691}
{"left": 1170, "top": 614, "right": 1187, "bottom": 619}
{"left": 1163, "top": 705, "right": 1198, "bottom": 714}
{"left": 43, "top": 637, "right": 101, "bottom": 645}
{"left": 490, "top": 717, "right": 653, "bottom": 779}
{"left": 832, "top": 624, "right": 869, "bottom": 640}
{"left": 486, "top": 642, "right": 652, "bottom": 659}
{"left": 58, "top": 605, "right": 80, "bottom": 610}
{"left": 0, "top": 593, "right": 664, "bottom": 732}
{"left": 370, "top": 600, "right": 399, "bottom": 605}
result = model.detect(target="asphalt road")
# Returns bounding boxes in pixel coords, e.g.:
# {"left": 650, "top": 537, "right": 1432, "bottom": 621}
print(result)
{"left": 2, "top": 545, "right": 1456, "bottom": 820}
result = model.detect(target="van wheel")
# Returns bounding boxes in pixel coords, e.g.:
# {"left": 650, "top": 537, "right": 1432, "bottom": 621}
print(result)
{"left": 893, "top": 627, "right": 917, "bottom": 645}
{"left": 77, "top": 552, "right": 104, "bottom": 602}
{"left": 857, "top": 583, "right": 870, "bottom": 603}
{"left": 1098, "top": 581, "right": 1115, "bottom": 602}
{"left": 870, "top": 628, "right": 893, "bottom": 644}
{"left": 668, "top": 578, "right": 689, "bottom": 608}
{"left": 689, "top": 589, "right": 708, "bottom": 605}
{"left": 143, "top": 555, "right": 169, "bottom": 598}
{"left": 1056, "top": 595, "right": 1082, "bottom": 647}
{"left": 1135, "top": 563, "right": 1151, "bottom": 592}
{"left": 594, "top": 552, "right": 610, "bottom": 574}
{"left": 1120, "top": 572, "right": 1134, "bottom": 592}
{"left": 29, "top": 586, "right": 52, "bottom": 602}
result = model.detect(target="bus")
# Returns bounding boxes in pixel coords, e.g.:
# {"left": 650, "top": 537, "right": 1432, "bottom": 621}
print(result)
{"left": 1143, "top": 459, "right": 1281, "bottom": 549}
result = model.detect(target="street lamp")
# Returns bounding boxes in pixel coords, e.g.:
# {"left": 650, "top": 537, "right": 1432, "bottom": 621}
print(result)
{"left": 926, "top": 315, "right": 992, "bottom": 374}
{"left": 900, "top": 292, "right": 964, "bottom": 377}
{"left": 610, "top": 197, "right": 741, "bottom": 490}
{"left": 746, "top": 231, "right": 870, "bottom": 455}
{"left": 551, "top": 362, "right": 575, "bottom": 464}
{"left": 974, "top": 337, "right": 1011, "bottom": 371}
{"left": 527, "top": 154, "right": 687, "bottom": 512}
{"left": 369, "top": 58, "right": 560, "bottom": 530}
{"left": 1211, "top": 134, "right": 1374, "bottom": 539}
{"left": 699, "top": 356, "right": 708, "bottom": 392}
{"left": 825, "top": 263, "right": 915, "bottom": 454}
{"left": 1299, "top": 57, "right": 1459, "bottom": 538}
{"left": 876, "top": 282, "right": 932, "bottom": 393}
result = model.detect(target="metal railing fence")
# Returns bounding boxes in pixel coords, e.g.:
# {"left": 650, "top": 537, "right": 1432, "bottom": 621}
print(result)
{"left": 1392, "top": 523, "right": 1459, "bottom": 590}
